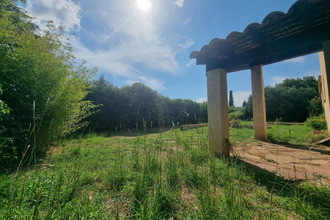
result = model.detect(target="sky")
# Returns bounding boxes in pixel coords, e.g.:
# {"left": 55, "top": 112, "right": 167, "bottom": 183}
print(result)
{"left": 21, "top": 0, "right": 321, "bottom": 106}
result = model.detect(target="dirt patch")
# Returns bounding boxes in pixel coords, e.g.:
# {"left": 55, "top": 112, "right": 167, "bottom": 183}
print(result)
{"left": 47, "top": 146, "right": 63, "bottom": 156}
{"left": 234, "top": 142, "right": 330, "bottom": 184}
{"left": 179, "top": 187, "right": 198, "bottom": 211}
{"left": 166, "top": 145, "right": 183, "bottom": 152}
{"left": 119, "top": 136, "right": 137, "bottom": 140}
{"left": 162, "top": 138, "right": 176, "bottom": 144}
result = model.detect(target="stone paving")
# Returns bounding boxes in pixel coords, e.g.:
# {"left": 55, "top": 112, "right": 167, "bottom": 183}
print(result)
{"left": 234, "top": 142, "right": 330, "bottom": 184}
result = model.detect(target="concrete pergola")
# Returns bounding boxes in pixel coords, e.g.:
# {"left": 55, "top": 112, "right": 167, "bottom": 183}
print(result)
{"left": 190, "top": 0, "right": 330, "bottom": 156}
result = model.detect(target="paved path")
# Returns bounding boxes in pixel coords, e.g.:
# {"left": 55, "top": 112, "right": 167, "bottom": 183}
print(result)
{"left": 234, "top": 142, "right": 330, "bottom": 184}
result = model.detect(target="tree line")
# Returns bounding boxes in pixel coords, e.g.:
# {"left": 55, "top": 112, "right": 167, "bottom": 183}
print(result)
{"left": 241, "top": 76, "right": 322, "bottom": 122}
{"left": 85, "top": 76, "right": 207, "bottom": 133}
{"left": 86, "top": 75, "right": 322, "bottom": 135}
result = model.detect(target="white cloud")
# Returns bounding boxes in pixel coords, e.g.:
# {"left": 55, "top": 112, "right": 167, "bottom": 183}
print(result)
{"left": 71, "top": 33, "right": 178, "bottom": 78}
{"left": 284, "top": 56, "right": 306, "bottom": 63}
{"left": 233, "top": 91, "right": 251, "bottom": 107}
{"left": 186, "top": 60, "right": 194, "bottom": 67}
{"left": 270, "top": 76, "right": 286, "bottom": 86}
{"left": 128, "top": 76, "right": 167, "bottom": 91}
{"left": 196, "top": 91, "right": 250, "bottom": 106}
{"left": 268, "top": 72, "right": 320, "bottom": 87}
{"left": 70, "top": 0, "right": 193, "bottom": 88}
{"left": 196, "top": 98, "right": 207, "bottom": 103}
{"left": 26, "top": 0, "right": 81, "bottom": 31}
{"left": 309, "top": 71, "right": 321, "bottom": 78}
{"left": 178, "top": 38, "right": 194, "bottom": 51}
{"left": 175, "top": 0, "right": 185, "bottom": 7}
{"left": 25, "top": 0, "right": 194, "bottom": 93}
{"left": 183, "top": 17, "right": 191, "bottom": 25}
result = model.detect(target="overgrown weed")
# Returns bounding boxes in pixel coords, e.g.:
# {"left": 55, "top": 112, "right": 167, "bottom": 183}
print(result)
{"left": 1, "top": 125, "right": 329, "bottom": 218}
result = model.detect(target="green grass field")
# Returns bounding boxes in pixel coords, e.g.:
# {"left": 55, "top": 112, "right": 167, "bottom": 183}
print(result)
{"left": 1, "top": 124, "right": 329, "bottom": 219}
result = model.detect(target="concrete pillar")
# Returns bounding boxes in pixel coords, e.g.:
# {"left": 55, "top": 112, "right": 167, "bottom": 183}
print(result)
{"left": 251, "top": 65, "right": 268, "bottom": 141}
{"left": 319, "top": 41, "right": 330, "bottom": 132}
{"left": 207, "top": 68, "right": 229, "bottom": 156}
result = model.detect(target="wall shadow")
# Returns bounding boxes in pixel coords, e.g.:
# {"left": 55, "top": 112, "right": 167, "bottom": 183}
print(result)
{"left": 267, "top": 136, "right": 330, "bottom": 156}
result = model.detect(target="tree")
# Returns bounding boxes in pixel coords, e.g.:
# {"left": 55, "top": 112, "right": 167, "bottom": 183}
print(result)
{"left": 0, "top": 1, "right": 96, "bottom": 167}
{"left": 242, "top": 100, "right": 247, "bottom": 107}
{"left": 242, "top": 76, "right": 319, "bottom": 122}
{"left": 121, "top": 83, "right": 162, "bottom": 130}
{"left": 229, "top": 90, "right": 234, "bottom": 107}
{"left": 85, "top": 76, "right": 208, "bottom": 132}
{"left": 0, "top": 84, "right": 15, "bottom": 168}
{"left": 169, "top": 99, "right": 201, "bottom": 125}
{"left": 309, "top": 96, "right": 323, "bottom": 116}
{"left": 86, "top": 80, "right": 173, "bottom": 132}
{"left": 199, "top": 102, "right": 208, "bottom": 123}
{"left": 86, "top": 76, "right": 128, "bottom": 132}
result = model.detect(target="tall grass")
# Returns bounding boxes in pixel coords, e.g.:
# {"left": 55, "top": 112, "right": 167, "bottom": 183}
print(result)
{"left": 0, "top": 125, "right": 329, "bottom": 218}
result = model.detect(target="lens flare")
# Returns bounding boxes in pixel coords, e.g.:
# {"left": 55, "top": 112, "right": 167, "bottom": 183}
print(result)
{"left": 137, "top": 0, "right": 151, "bottom": 12}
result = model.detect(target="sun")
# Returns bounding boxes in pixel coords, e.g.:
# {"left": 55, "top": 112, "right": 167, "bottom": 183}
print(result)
{"left": 137, "top": 0, "right": 151, "bottom": 12}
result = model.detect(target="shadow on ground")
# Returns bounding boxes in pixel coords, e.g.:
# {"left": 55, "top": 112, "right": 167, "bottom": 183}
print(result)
{"left": 236, "top": 157, "right": 330, "bottom": 218}
{"left": 268, "top": 136, "right": 330, "bottom": 156}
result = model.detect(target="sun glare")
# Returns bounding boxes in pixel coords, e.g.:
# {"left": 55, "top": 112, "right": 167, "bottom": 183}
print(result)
{"left": 137, "top": 0, "right": 151, "bottom": 12}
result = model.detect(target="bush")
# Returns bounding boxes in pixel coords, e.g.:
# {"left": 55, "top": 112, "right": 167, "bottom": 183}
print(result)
{"left": 309, "top": 96, "right": 323, "bottom": 116}
{"left": 229, "top": 108, "right": 243, "bottom": 128}
{"left": 0, "top": 84, "right": 16, "bottom": 169}
{"left": 0, "top": 2, "right": 96, "bottom": 168}
{"left": 305, "top": 114, "right": 327, "bottom": 130}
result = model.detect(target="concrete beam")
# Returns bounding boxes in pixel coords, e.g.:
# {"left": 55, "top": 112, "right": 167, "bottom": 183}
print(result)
{"left": 319, "top": 41, "right": 330, "bottom": 132}
{"left": 251, "top": 65, "right": 268, "bottom": 141}
{"left": 207, "top": 68, "right": 230, "bottom": 156}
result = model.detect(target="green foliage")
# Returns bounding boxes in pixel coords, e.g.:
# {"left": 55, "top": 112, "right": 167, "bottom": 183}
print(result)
{"left": 242, "top": 76, "right": 320, "bottom": 122}
{"left": 170, "top": 98, "right": 201, "bottom": 125}
{"left": 85, "top": 76, "right": 127, "bottom": 132}
{"left": 242, "top": 100, "right": 247, "bottom": 107}
{"left": 86, "top": 77, "right": 207, "bottom": 133}
{"left": 0, "top": 84, "right": 16, "bottom": 168}
{"left": 121, "top": 82, "right": 164, "bottom": 129}
{"left": 229, "top": 90, "right": 234, "bottom": 107}
{"left": 241, "top": 95, "right": 253, "bottom": 120}
{"left": 199, "top": 102, "right": 208, "bottom": 122}
{"left": 0, "top": 1, "right": 96, "bottom": 168}
{"left": 309, "top": 96, "right": 323, "bottom": 116}
{"left": 229, "top": 107, "right": 243, "bottom": 128}
{"left": 305, "top": 114, "right": 327, "bottom": 130}
{"left": 0, "top": 85, "right": 10, "bottom": 118}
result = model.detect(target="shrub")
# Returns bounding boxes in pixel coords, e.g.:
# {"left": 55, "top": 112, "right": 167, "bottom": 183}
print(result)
{"left": 305, "top": 114, "right": 327, "bottom": 130}
{"left": 0, "top": 84, "right": 16, "bottom": 169}
{"left": 229, "top": 108, "right": 243, "bottom": 128}
{"left": 309, "top": 96, "right": 323, "bottom": 116}
{"left": 0, "top": 2, "right": 96, "bottom": 167}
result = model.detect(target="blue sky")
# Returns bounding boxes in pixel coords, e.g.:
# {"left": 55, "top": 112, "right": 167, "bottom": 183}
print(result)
{"left": 22, "top": 0, "right": 321, "bottom": 106}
